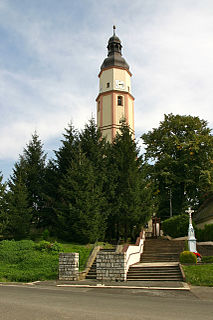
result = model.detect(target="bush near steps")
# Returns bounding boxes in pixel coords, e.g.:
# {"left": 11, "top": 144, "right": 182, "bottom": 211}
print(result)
{"left": 180, "top": 251, "right": 197, "bottom": 264}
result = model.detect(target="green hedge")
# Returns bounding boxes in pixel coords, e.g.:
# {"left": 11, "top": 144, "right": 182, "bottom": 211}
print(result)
{"left": 196, "top": 224, "right": 213, "bottom": 242}
{"left": 180, "top": 251, "right": 197, "bottom": 264}
{"left": 202, "top": 256, "right": 213, "bottom": 263}
{"left": 162, "top": 214, "right": 190, "bottom": 238}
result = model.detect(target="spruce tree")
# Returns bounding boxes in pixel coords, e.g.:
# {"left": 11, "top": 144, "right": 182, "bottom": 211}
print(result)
{"left": 54, "top": 123, "right": 79, "bottom": 176}
{"left": 44, "top": 123, "right": 79, "bottom": 235}
{"left": 9, "top": 133, "right": 47, "bottom": 229}
{"left": 106, "top": 123, "right": 152, "bottom": 241}
{"left": 58, "top": 151, "right": 106, "bottom": 243}
{"left": 53, "top": 120, "right": 108, "bottom": 242}
{"left": 7, "top": 173, "right": 32, "bottom": 240}
{"left": 0, "top": 173, "right": 8, "bottom": 235}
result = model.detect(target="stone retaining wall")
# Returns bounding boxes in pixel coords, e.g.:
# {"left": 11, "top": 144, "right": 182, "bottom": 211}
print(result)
{"left": 96, "top": 252, "right": 126, "bottom": 281}
{"left": 59, "top": 253, "right": 79, "bottom": 280}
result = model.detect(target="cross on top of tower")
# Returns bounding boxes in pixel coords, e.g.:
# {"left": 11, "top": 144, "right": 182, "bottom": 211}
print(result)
{"left": 113, "top": 25, "right": 116, "bottom": 36}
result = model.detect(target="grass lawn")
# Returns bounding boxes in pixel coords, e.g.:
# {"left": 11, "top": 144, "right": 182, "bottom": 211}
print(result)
{"left": 61, "top": 242, "right": 92, "bottom": 271}
{"left": 183, "top": 264, "right": 213, "bottom": 287}
{"left": 0, "top": 240, "right": 92, "bottom": 282}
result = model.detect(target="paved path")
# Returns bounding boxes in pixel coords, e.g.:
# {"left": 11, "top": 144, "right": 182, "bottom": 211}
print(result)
{"left": 0, "top": 283, "right": 213, "bottom": 320}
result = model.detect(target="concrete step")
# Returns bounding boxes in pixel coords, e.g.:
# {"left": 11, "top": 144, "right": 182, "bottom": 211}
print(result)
{"left": 129, "top": 268, "right": 180, "bottom": 272}
{"left": 127, "top": 274, "right": 182, "bottom": 279}
{"left": 141, "top": 259, "right": 179, "bottom": 262}
{"left": 127, "top": 277, "right": 183, "bottom": 281}
{"left": 127, "top": 238, "right": 184, "bottom": 282}
{"left": 142, "top": 253, "right": 179, "bottom": 258}
{"left": 128, "top": 272, "right": 180, "bottom": 277}
{"left": 86, "top": 275, "right": 97, "bottom": 279}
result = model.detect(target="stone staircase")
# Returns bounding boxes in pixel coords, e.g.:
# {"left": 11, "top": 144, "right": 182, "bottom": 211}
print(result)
{"left": 85, "top": 247, "right": 116, "bottom": 280}
{"left": 127, "top": 238, "right": 184, "bottom": 281}
{"left": 141, "top": 239, "right": 184, "bottom": 263}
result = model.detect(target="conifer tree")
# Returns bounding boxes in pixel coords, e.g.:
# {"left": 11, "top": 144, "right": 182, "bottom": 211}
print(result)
{"left": 53, "top": 120, "right": 108, "bottom": 242}
{"left": 23, "top": 132, "right": 46, "bottom": 226}
{"left": 9, "top": 133, "right": 47, "bottom": 228}
{"left": 0, "top": 173, "right": 8, "bottom": 235}
{"left": 106, "top": 123, "right": 152, "bottom": 241}
{"left": 7, "top": 172, "right": 32, "bottom": 240}
{"left": 57, "top": 151, "right": 106, "bottom": 243}
{"left": 43, "top": 123, "right": 79, "bottom": 235}
{"left": 54, "top": 123, "right": 79, "bottom": 176}
{"left": 79, "top": 118, "right": 106, "bottom": 170}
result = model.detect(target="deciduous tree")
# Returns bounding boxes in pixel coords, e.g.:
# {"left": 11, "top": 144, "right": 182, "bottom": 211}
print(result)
{"left": 141, "top": 114, "right": 213, "bottom": 218}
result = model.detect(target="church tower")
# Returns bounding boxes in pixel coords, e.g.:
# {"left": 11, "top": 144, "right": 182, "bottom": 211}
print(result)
{"left": 96, "top": 26, "right": 134, "bottom": 142}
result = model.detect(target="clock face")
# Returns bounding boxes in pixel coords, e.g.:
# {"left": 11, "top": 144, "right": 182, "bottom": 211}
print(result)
{"left": 115, "top": 80, "right": 125, "bottom": 90}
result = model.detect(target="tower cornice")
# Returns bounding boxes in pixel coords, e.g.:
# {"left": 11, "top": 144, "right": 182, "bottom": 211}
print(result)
{"left": 98, "top": 66, "right": 132, "bottom": 78}
{"left": 96, "top": 89, "right": 135, "bottom": 102}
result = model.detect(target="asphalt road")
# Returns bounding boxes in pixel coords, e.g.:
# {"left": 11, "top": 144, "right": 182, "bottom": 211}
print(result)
{"left": 0, "top": 284, "right": 213, "bottom": 320}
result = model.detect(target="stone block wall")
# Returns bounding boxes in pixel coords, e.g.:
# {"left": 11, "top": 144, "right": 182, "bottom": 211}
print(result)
{"left": 59, "top": 253, "right": 79, "bottom": 281}
{"left": 96, "top": 252, "right": 126, "bottom": 281}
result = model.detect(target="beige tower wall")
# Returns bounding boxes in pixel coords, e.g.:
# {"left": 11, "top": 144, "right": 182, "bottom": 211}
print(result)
{"left": 97, "top": 102, "right": 101, "bottom": 128}
{"left": 99, "top": 69, "right": 113, "bottom": 93}
{"left": 128, "top": 99, "right": 134, "bottom": 133}
{"left": 99, "top": 67, "right": 131, "bottom": 94}
{"left": 102, "top": 128, "right": 112, "bottom": 143}
{"left": 116, "top": 95, "right": 125, "bottom": 126}
{"left": 97, "top": 66, "right": 134, "bottom": 142}
{"left": 113, "top": 69, "right": 131, "bottom": 93}
{"left": 102, "top": 95, "right": 112, "bottom": 127}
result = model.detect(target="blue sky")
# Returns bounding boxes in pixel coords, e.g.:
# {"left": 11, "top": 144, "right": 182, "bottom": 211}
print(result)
{"left": 1, "top": 0, "right": 213, "bottom": 180}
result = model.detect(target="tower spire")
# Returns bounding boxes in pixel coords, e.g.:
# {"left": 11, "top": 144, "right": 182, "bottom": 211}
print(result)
{"left": 100, "top": 27, "right": 129, "bottom": 71}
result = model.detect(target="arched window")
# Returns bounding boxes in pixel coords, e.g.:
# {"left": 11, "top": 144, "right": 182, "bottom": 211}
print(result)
{"left": 98, "top": 101, "right": 100, "bottom": 112}
{"left": 117, "top": 96, "right": 123, "bottom": 106}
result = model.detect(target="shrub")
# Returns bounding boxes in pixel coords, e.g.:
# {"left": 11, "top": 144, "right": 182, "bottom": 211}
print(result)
{"left": 202, "top": 256, "right": 213, "bottom": 263}
{"left": 162, "top": 214, "right": 191, "bottom": 238}
{"left": 34, "top": 240, "right": 51, "bottom": 251}
{"left": 180, "top": 251, "right": 197, "bottom": 264}
{"left": 51, "top": 242, "right": 64, "bottom": 253}
{"left": 34, "top": 241, "right": 64, "bottom": 253}
{"left": 42, "top": 229, "right": 50, "bottom": 241}
{"left": 196, "top": 224, "right": 213, "bottom": 242}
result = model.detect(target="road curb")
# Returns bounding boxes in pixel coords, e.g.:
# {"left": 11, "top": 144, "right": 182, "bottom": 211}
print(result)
{"left": 57, "top": 283, "right": 191, "bottom": 291}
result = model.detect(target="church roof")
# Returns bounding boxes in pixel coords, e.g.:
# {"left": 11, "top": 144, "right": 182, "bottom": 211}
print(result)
{"left": 194, "top": 197, "right": 213, "bottom": 224}
{"left": 101, "top": 26, "right": 129, "bottom": 71}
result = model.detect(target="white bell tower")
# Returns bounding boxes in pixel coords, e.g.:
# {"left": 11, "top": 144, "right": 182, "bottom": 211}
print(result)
{"left": 96, "top": 26, "right": 135, "bottom": 142}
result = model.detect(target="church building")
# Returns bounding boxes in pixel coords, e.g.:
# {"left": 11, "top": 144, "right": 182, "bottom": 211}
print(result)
{"left": 96, "top": 27, "right": 135, "bottom": 142}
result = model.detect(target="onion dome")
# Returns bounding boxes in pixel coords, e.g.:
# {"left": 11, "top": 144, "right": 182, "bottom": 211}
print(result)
{"left": 101, "top": 26, "right": 129, "bottom": 71}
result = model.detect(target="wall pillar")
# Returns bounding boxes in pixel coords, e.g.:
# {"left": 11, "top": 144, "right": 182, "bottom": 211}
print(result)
{"left": 96, "top": 252, "right": 126, "bottom": 281}
{"left": 59, "top": 253, "right": 79, "bottom": 281}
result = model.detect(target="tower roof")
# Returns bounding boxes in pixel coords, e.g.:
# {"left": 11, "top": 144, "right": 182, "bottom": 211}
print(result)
{"left": 100, "top": 26, "right": 129, "bottom": 71}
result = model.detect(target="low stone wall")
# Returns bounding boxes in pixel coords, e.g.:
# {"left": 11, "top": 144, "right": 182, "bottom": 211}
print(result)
{"left": 96, "top": 231, "right": 145, "bottom": 282}
{"left": 96, "top": 252, "right": 126, "bottom": 281}
{"left": 125, "top": 233, "right": 145, "bottom": 273}
{"left": 59, "top": 253, "right": 79, "bottom": 281}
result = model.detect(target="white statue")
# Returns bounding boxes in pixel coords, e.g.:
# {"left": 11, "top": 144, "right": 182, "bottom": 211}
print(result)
{"left": 186, "top": 208, "right": 197, "bottom": 253}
